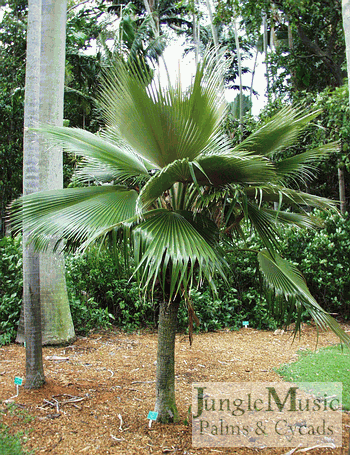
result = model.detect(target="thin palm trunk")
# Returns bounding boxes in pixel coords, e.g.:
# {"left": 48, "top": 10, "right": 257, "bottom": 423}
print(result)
{"left": 342, "top": 0, "right": 350, "bottom": 215}
{"left": 263, "top": 12, "right": 270, "bottom": 101}
{"left": 193, "top": 8, "right": 199, "bottom": 66}
{"left": 338, "top": 162, "right": 346, "bottom": 214}
{"left": 155, "top": 300, "right": 180, "bottom": 423}
{"left": 23, "top": 0, "right": 44, "bottom": 388}
{"left": 233, "top": 20, "right": 243, "bottom": 135}
{"left": 205, "top": 0, "right": 219, "bottom": 55}
{"left": 249, "top": 47, "right": 259, "bottom": 110}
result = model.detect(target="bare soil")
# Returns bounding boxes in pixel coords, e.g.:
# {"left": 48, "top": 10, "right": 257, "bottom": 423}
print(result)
{"left": 0, "top": 325, "right": 349, "bottom": 455}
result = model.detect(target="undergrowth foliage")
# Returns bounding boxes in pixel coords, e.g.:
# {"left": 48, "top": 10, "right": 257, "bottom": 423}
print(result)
{"left": 1, "top": 211, "right": 349, "bottom": 345}
{"left": 0, "top": 236, "right": 22, "bottom": 345}
{"left": 279, "top": 212, "right": 350, "bottom": 319}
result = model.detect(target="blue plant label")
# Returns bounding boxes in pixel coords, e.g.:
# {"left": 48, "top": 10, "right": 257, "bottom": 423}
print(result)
{"left": 147, "top": 411, "right": 158, "bottom": 421}
{"left": 242, "top": 321, "right": 249, "bottom": 327}
{"left": 14, "top": 377, "right": 23, "bottom": 386}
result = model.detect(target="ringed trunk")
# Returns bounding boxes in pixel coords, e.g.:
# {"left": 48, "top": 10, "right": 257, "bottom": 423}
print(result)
{"left": 155, "top": 300, "right": 180, "bottom": 423}
{"left": 24, "top": 242, "right": 45, "bottom": 389}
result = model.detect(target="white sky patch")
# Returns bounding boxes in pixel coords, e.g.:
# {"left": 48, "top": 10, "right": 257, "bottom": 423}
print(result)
{"left": 158, "top": 37, "right": 267, "bottom": 116}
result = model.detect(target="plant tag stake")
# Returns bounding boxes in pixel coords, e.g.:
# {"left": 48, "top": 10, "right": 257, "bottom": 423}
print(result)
{"left": 242, "top": 321, "right": 249, "bottom": 328}
{"left": 13, "top": 377, "right": 23, "bottom": 397}
{"left": 147, "top": 411, "right": 158, "bottom": 428}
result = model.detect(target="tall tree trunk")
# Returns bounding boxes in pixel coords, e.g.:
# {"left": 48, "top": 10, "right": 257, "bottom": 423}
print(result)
{"left": 342, "top": 0, "right": 350, "bottom": 215}
{"left": 17, "top": 0, "right": 75, "bottom": 346}
{"left": 39, "top": 0, "right": 75, "bottom": 344}
{"left": 205, "top": 0, "right": 219, "bottom": 54}
{"left": 23, "top": 0, "right": 45, "bottom": 388}
{"left": 263, "top": 12, "right": 270, "bottom": 101}
{"left": 233, "top": 20, "right": 243, "bottom": 135}
{"left": 155, "top": 300, "right": 180, "bottom": 423}
{"left": 338, "top": 162, "right": 347, "bottom": 215}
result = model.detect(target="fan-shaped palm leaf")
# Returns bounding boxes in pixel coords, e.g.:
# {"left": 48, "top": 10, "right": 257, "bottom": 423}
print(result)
{"left": 98, "top": 48, "right": 228, "bottom": 168}
{"left": 33, "top": 124, "right": 149, "bottom": 179}
{"left": 275, "top": 142, "right": 339, "bottom": 182}
{"left": 258, "top": 250, "right": 350, "bottom": 344}
{"left": 261, "top": 208, "right": 324, "bottom": 229}
{"left": 245, "top": 186, "right": 338, "bottom": 212}
{"left": 133, "top": 209, "right": 227, "bottom": 300}
{"left": 10, "top": 186, "right": 138, "bottom": 249}
{"left": 235, "top": 107, "right": 321, "bottom": 157}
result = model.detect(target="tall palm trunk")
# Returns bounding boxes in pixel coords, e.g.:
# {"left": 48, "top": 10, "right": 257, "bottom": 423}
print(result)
{"left": 17, "top": 0, "right": 75, "bottom": 345}
{"left": 205, "top": 0, "right": 219, "bottom": 54}
{"left": 342, "top": 0, "right": 350, "bottom": 215}
{"left": 23, "top": 0, "right": 44, "bottom": 388}
{"left": 338, "top": 161, "right": 346, "bottom": 215}
{"left": 263, "top": 12, "right": 270, "bottom": 101}
{"left": 155, "top": 300, "right": 180, "bottom": 423}
{"left": 38, "top": 0, "right": 75, "bottom": 344}
{"left": 233, "top": 19, "right": 243, "bottom": 135}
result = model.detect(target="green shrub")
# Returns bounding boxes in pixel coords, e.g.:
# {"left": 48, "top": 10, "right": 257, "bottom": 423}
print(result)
{"left": 3, "top": 211, "right": 348, "bottom": 340}
{"left": 68, "top": 295, "right": 113, "bottom": 335}
{"left": 65, "top": 250, "right": 157, "bottom": 332}
{"left": 177, "top": 246, "right": 279, "bottom": 333}
{"left": 279, "top": 212, "right": 350, "bottom": 318}
{"left": 0, "top": 236, "right": 22, "bottom": 345}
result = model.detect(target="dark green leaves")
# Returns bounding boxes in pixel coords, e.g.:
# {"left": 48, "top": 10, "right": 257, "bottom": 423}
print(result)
{"left": 133, "top": 210, "right": 226, "bottom": 300}
{"left": 258, "top": 250, "right": 350, "bottom": 345}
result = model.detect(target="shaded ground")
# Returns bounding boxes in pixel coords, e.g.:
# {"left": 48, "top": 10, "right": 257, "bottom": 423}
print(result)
{"left": 0, "top": 325, "right": 349, "bottom": 454}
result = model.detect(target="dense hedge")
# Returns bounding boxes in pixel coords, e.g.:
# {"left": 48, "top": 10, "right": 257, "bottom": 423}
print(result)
{"left": 279, "top": 212, "right": 350, "bottom": 319}
{"left": 1, "top": 212, "right": 349, "bottom": 345}
{"left": 0, "top": 236, "right": 23, "bottom": 345}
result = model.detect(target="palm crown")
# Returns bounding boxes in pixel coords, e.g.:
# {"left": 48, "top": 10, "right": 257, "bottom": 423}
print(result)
{"left": 10, "top": 48, "right": 349, "bottom": 344}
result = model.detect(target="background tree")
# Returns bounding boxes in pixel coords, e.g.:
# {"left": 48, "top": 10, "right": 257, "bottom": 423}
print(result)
{"left": 16, "top": 0, "right": 76, "bottom": 347}
{"left": 0, "top": 0, "right": 108, "bottom": 234}
{"left": 0, "top": 0, "right": 27, "bottom": 236}
{"left": 22, "top": 0, "right": 44, "bottom": 388}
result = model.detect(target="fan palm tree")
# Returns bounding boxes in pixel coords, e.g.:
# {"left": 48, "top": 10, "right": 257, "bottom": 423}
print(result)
{"left": 10, "top": 48, "right": 350, "bottom": 421}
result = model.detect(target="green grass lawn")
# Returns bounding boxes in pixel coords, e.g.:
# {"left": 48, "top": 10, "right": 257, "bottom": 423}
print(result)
{"left": 276, "top": 345, "right": 350, "bottom": 410}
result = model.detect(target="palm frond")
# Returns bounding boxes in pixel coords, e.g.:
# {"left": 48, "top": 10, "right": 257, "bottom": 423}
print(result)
{"left": 245, "top": 186, "right": 338, "bottom": 212}
{"left": 197, "top": 150, "right": 277, "bottom": 186}
{"left": 258, "top": 250, "right": 350, "bottom": 345}
{"left": 275, "top": 142, "right": 339, "bottom": 182}
{"left": 235, "top": 107, "right": 321, "bottom": 157}
{"left": 10, "top": 186, "right": 138, "bottom": 250}
{"left": 262, "top": 208, "right": 324, "bottom": 229}
{"left": 137, "top": 159, "right": 192, "bottom": 211}
{"left": 73, "top": 157, "right": 149, "bottom": 186}
{"left": 98, "top": 47, "right": 228, "bottom": 168}
{"left": 32, "top": 124, "right": 149, "bottom": 179}
{"left": 246, "top": 201, "right": 280, "bottom": 254}
{"left": 133, "top": 209, "right": 227, "bottom": 300}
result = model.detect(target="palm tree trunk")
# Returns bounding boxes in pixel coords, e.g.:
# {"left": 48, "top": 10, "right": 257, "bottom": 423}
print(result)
{"left": 249, "top": 47, "right": 259, "bottom": 110}
{"left": 24, "top": 244, "right": 45, "bottom": 388}
{"left": 17, "top": 0, "right": 75, "bottom": 346}
{"left": 263, "top": 12, "right": 270, "bottom": 101}
{"left": 233, "top": 20, "right": 243, "bottom": 135}
{"left": 155, "top": 300, "right": 180, "bottom": 423}
{"left": 205, "top": 0, "right": 219, "bottom": 54}
{"left": 338, "top": 162, "right": 346, "bottom": 215}
{"left": 39, "top": 0, "right": 75, "bottom": 344}
{"left": 342, "top": 0, "right": 350, "bottom": 215}
{"left": 23, "top": 0, "right": 45, "bottom": 388}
